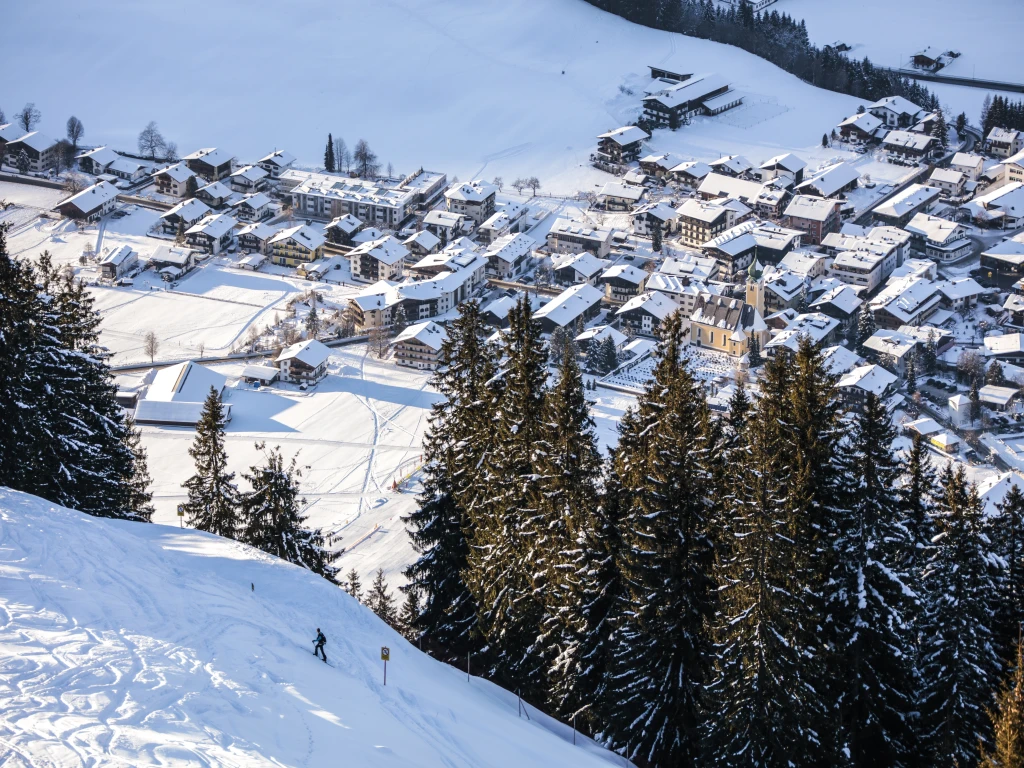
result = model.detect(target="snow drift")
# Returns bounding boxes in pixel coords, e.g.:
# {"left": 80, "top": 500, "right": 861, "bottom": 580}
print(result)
{"left": 0, "top": 489, "right": 620, "bottom": 767}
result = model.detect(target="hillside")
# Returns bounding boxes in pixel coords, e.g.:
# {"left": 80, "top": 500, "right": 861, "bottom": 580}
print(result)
{"left": 0, "top": 489, "right": 621, "bottom": 767}
{"left": 4, "top": 0, "right": 862, "bottom": 193}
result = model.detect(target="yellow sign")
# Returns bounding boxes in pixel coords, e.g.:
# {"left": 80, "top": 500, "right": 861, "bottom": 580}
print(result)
{"left": 381, "top": 646, "right": 390, "bottom": 661}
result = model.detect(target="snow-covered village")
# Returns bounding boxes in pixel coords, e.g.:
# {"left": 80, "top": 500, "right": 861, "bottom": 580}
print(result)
{"left": 3, "top": 0, "right": 1024, "bottom": 766}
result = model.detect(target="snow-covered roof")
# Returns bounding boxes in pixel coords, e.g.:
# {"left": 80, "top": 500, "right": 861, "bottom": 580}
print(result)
{"left": 597, "top": 125, "right": 650, "bottom": 145}
{"left": 325, "top": 213, "right": 363, "bottom": 235}
{"left": 670, "top": 160, "right": 713, "bottom": 180}
{"left": 486, "top": 232, "right": 535, "bottom": 264}
{"left": 639, "top": 153, "right": 681, "bottom": 170}
{"left": 575, "top": 324, "right": 627, "bottom": 348}
{"left": 838, "top": 111, "right": 883, "bottom": 134}
{"left": 869, "top": 95, "right": 923, "bottom": 117}
{"left": 230, "top": 164, "right": 268, "bottom": 182}
{"left": 233, "top": 191, "right": 272, "bottom": 211}
{"left": 760, "top": 152, "right": 806, "bottom": 173}
{"left": 988, "top": 127, "right": 1020, "bottom": 143}
{"left": 147, "top": 361, "right": 225, "bottom": 403}
{"left": 534, "top": 283, "right": 604, "bottom": 327}
{"left": 643, "top": 73, "right": 730, "bottom": 109}
{"left": 677, "top": 197, "right": 741, "bottom": 224}
{"left": 617, "top": 290, "right": 679, "bottom": 321}
{"left": 821, "top": 345, "right": 863, "bottom": 375}
{"left": 404, "top": 229, "right": 441, "bottom": 250}
{"left": 238, "top": 221, "right": 278, "bottom": 241}
{"left": 392, "top": 321, "right": 448, "bottom": 351}
{"left": 658, "top": 253, "right": 718, "bottom": 281}
{"left": 784, "top": 195, "right": 838, "bottom": 222}
{"left": 796, "top": 162, "right": 860, "bottom": 198}
{"left": 198, "top": 180, "right": 233, "bottom": 199}
{"left": 644, "top": 272, "right": 716, "bottom": 298}
{"left": 929, "top": 168, "right": 964, "bottom": 186}
{"left": 632, "top": 201, "right": 677, "bottom": 223}
{"left": 986, "top": 333, "right": 1024, "bottom": 356}
{"left": 690, "top": 294, "right": 765, "bottom": 334}
{"left": 599, "top": 181, "right": 645, "bottom": 202}
{"left": 548, "top": 218, "right": 615, "bottom": 244}
{"left": 183, "top": 147, "right": 232, "bottom": 167}
{"left": 810, "top": 284, "right": 862, "bottom": 316}
{"left": 258, "top": 149, "right": 296, "bottom": 167}
{"left": 709, "top": 154, "right": 752, "bottom": 175}
{"left": 0, "top": 123, "right": 25, "bottom": 143}
{"left": 153, "top": 162, "right": 195, "bottom": 183}
{"left": 444, "top": 179, "right": 497, "bottom": 203}
{"left": 980, "top": 384, "right": 1019, "bottom": 407}
{"left": 905, "top": 213, "right": 965, "bottom": 245}
{"left": 978, "top": 472, "right": 1024, "bottom": 517}
{"left": 557, "top": 250, "right": 606, "bottom": 278}
{"left": 863, "top": 329, "right": 917, "bottom": 359}
{"left": 348, "top": 235, "right": 408, "bottom": 265}
{"left": 56, "top": 181, "right": 118, "bottom": 215}
{"left": 98, "top": 244, "right": 135, "bottom": 266}
{"left": 874, "top": 184, "right": 941, "bottom": 219}
{"left": 951, "top": 152, "right": 984, "bottom": 169}
{"left": 277, "top": 339, "right": 331, "bottom": 368}
{"left": 161, "top": 197, "right": 211, "bottom": 222}
{"left": 424, "top": 209, "right": 467, "bottom": 227}
{"left": 985, "top": 233, "right": 1024, "bottom": 266}
{"left": 838, "top": 364, "right": 897, "bottom": 395}
{"left": 268, "top": 223, "right": 325, "bottom": 251}
{"left": 148, "top": 245, "right": 195, "bottom": 267}
{"left": 779, "top": 250, "right": 826, "bottom": 276}
{"left": 882, "top": 130, "right": 935, "bottom": 152}
{"left": 9, "top": 131, "right": 56, "bottom": 153}
{"left": 76, "top": 145, "right": 119, "bottom": 166}
{"left": 766, "top": 312, "right": 838, "bottom": 352}
{"left": 601, "top": 263, "right": 646, "bottom": 284}
{"left": 186, "top": 213, "right": 237, "bottom": 239}
{"left": 697, "top": 173, "right": 764, "bottom": 202}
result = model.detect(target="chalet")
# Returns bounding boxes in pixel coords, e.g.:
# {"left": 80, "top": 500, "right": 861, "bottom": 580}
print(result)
{"left": 862, "top": 329, "right": 919, "bottom": 374}
{"left": 0, "top": 123, "right": 24, "bottom": 163}
{"left": 349, "top": 235, "right": 407, "bottom": 281}
{"left": 546, "top": 218, "right": 615, "bottom": 258}
{"left": 148, "top": 245, "right": 197, "bottom": 280}
{"left": 929, "top": 168, "right": 966, "bottom": 198}
{"left": 703, "top": 221, "right": 802, "bottom": 280}
{"left": 795, "top": 162, "right": 860, "bottom": 199}
{"left": 404, "top": 229, "right": 441, "bottom": 258}
{"left": 616, "top": 291, "right": 680, "bottom": 337}
{"left": 424, "top": 209, "right": 472, "bottom": 241}
{"left": 631, "top": 201, "right": 677, "bottom": 237}
{"left": 349, "top": 262, "right": 484, "bottom": 332}
{"left": 391, "top": 321, "right": 448, "bottom": 370}
{"left": 552, "top": 251, "right": 604, "bottom": 286}
{"left": 883, "top": 130, "right": 937, "bottom": 161}
{"left": 534, "top": 283, "right": 604, "bottom": 333}
{"left": 444, "top": 180, "right": 497, "bottom": 224}
{"left": 185, "top": 213, "right": 236, "bottom": 255}
{"left": 838, "top": 365, "right": 899, "bottom": 412}
{"left": 257, "top": 149, "right": 295, "bottom": 179}
{"left": 576, "top": 324, "right": 627, "bottom": 355}
{"left": 642, "top": 73, "right": 741, "bottom": 127}
{"left": 409, "top": 243, "right": 482, "bottom": 279}
{"left": 53, "top": 181, "right": 118, "bottom": 222}
{"left": 669, "top": 160, "right": 713, "bottom": 187}
{"left": 638, "top": 154, "right": 680, "bottom": 178}
{"left": 689, "top": 294, "right": 768, "bottom": 358}
{"left": 759, "top": 153, "right": 806, "bottom": 186}
{"left": 595, "top": 126, "right": 650, "bottom": 164}
{"left": 829, "top": 248, "right": 900, "bottom": 292}
{"left": 659, "top": 252, "right": 719, "bottom": 282}
{"left": 837, "top": 111, "right": 885, "bottom": 143}
{"left": 75, "top": 146, "right": 145, "bottom": 182}
{"left": 5, "top": 132, "right": 58, "bottom": 173}
{"left": 937, "top": 276, "right": 984, "bottom": 312}
{"left": 237, "top": 222, "right": 278, "bottom": 255}
{"left": 986, "top": 333, "right": 1024, "bottom": 365}
{"left": 600, "top": 263, "right": 646, "bottom": 301}
{"left": 982, "top": 232, "right": 1024, "bottom": 276}
{"left": 963, "top": 183, "right": 1024, "bottom": 229}
{"left": 480, "top": 292, "right": 543, "bottom": 328}
{"left": 765, "top": 313, "right": 841, "bottom": 356}
{"left": 324, "top": 214, "right": 364, "bottom": 246}
{"left": 779, "top": 249, "right": 828, "bottom": 279}
{"left": 482, "top": 233, "right": 533, "bottom": 278}
{"left": 597, "top": 181, "right": 645, "bottom": 211}
{"left": 276, "top": 339, "right": 331, "bottom": 385}
{"left": 696, "top": 173, "right": 785, "bottom": 216}
{"left": 782, "top": 196, "right": 841, "bottom": 245}
{"left": 266, "top": 224, "right": 324, "bottom": 267}
{"left": 160, "top": 197, "right": 211, "bottom": 235}
{"left": 868, "top": 96, "right": 925, "bottom": 128}
{"left": 759, "top": 267, "right": 808, "bottom": 314}
{"left": 196, "top": 180, "right": 233, "bottom": 209}
{"left": 951, "top": 152, "right": 985, "bottom": 181}
{"left": 675, "top": 197, "right": 751, "bottom": 247}
{"left": 135, "top": 361, "right": 229, "bottom": 427}
{"left": 905, "top": 213, "right": 972, "bottom": 261}
{"left": 152, "top": 162, "right": 196, "bottom": 197}
{"left": 874, "top": 184, "right": 941, "bottom": 227}
{"left": 183, "top": 147, "right": 233, "bottom": 181}
{"left": 709, "top": 154, "right": 753, "bottom": 178}
{"left": 644, "top": 273, "right": 718, "bottom": 315}
{"left": 1002, "top": 150, "right": 1024, "bottom": 187}
{"left": 809, "top": 284, "right": 863, "bottom": 325}
{"left": 988, "top": 128, "right": 1023, "bottom": 158}
{"left": 229, "top": 164, "right": 268, "bottom": 193}
{"left": 869, "top": 277, "right": 943, "bottom": 329}
{"left": 230, "top": 191, "right": 272, "bottom": 222}
{"left": 98, "top": 245, "right": 138, "bottom": 280}
{"left": 478, "top": 201, "right": 526, "bottom": 244}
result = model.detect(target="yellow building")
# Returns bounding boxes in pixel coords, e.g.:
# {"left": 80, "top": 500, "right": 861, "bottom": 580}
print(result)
{"left": 689, "top": 292, "right": 769, "bottom": 358}
{"left": 269, "top": 224, "right": 326, "bottom": 267}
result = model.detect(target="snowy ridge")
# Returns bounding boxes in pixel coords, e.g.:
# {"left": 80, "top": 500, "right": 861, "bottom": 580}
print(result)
{"left": 0, "top": 489, "right": 620, "bottom": 767}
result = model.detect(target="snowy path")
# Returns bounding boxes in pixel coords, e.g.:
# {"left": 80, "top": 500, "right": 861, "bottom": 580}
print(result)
{"left": 0, "top": 490, "right": 622, "bottom": 767}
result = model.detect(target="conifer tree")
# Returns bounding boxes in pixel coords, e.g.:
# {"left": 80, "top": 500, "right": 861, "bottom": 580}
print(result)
{"left": 980, "top": 639, "right": 1024, "bottom": 768}
{"left": 584, "top": 337, "right": 603, "bottom": 373}
{"left": 919, "top": 464, "right": 1002, "bottom": 767}
{"left": 932, "top": 108, "right": 949, "bottom": 151}
{"left": 240, "top": 443, "right": 339, "bottom": 579}
{"left": 367, "top": 568, "right": 398, "bottom": 627}
{"left": 465, "top": 296, "right": 548, "bottom": 697}
{"left": 747, "top": 333, "right": 762, "bottom": 368}
{"left": 345, "top": 568, "right": 362, "bottom": 601}
{"left": 403, "top": 301, "right": 493, "bottom": 663}
{"left": 184, "top": 175, "right": 198, "bottom": 200}
{"left": 994, "top": 484, "right": 1024, "bottom": 662}
{"left": 399, "top": 588, "right": 422, "bottom": 644}
{"left": 305, "top": 305, "right": 321, "bottom": 339}
{"left": 609, "top": 310, "right": 717, "bottom": 766}
{"left": 324, "top": 133, "right": 336, "bottom": 172}
{"left": 900, "top": 433, "right": 939, "bottom": 584}
{"left": 906, "top": 351, "right": 918, "bottom": 395}
{"left": 831, "top": 393, "right": 918, "bottom": 766}
{"left": 651, "top": 219, "right": 663, "bottom": 252}
{"left": 181, "top": 387, "right": 239, "bottom": 538}
{"left": 121, "top": 415, "right": 154, "bottom": 521}
{"left": 858, "top": 303, "right": 877, "bottom": 355}
{"left": 533, "top": 347, "right": 608, "bottom": 726}
{"left": 600, "top": 334, "right": 618, "bottom": 373}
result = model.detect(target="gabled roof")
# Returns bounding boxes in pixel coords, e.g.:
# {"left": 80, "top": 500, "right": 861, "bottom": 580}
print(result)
{"left": 99, "top": 244, "right": 136, "bottom": 266}
{"left": 270, "top": 224, "right": 326, "bottom": 251}
{"left": 392, "top": 321, "right": 448, "bottom": 351}
{"left": 986, "top": 333, "right": 1024, "bottom": 356}
{"left": 874, "top": 184, "right": 941, "bottom": 219}
{"left": 404, "top": 229, "right": 441, "bottom": 251}
{"left": 838, "top": 111, "right": 883, "bottom": 134}
{"left": 709, "top": 154, "right": 753, "bottom": 175}
{"left": 839, "top": 364, "right": 898, "bottom": 395}
{"left": 258, "top": 149, "right": 295, "bottom": 167}
{"left": 556, "top": 250, "right": 606, "bottom": 279}
{"left": 670, "top": 160, "right": 713, "bottom": 180}
{"left": 548, "top": 218, "right": 615, "bottom": 243}
{"left": 233, "top": 191, "right": 272, "bottom": 211}
{"left": 198, "top": 180, "right": 233, "bottom": 199}
{"left": 601, "top": 263, "right": 646, "bottom": 284}
{"left": 153, "top": 162, "right": 195, "bottom": 183}
{"left": 882, "top": 130, "right": 935, "bottom": 152}
{"left": 147, "top": 361, "right": 225, "bottom": 403}
{"left": 161, "top": 197, "right": 211, "bottom": 222}
{"left": 810, "top": 284, "right": 863, "bottom": 316}
{"left": 905, "top": 213, "right": 965, "bottom": 245}
{"left": 597, "top": 125, "right": 650, "bottom": 145}
{"left": 796, "top": 162, "right": 860, "bottom": 198}
{"left": 348, "top": 235, "right": 407, "bottom": 265}
{"left": 821, "top": 345, "right": 863, "bottom": 375}
{"left": 230, "top": 164, "right": 268, "bottom": 182}
{"left": 444, "top": 179, "right": 497, "bottom": 203}
{"left": 617, "top": 290, "right": 679, "bottom": 321}
{"left": 0, "top": 123, "right": 25, "bottom": 143}
{"left": 326, "top": 213, "right": 363, "bottom": 235}
{"left": 766, "top": 312, "right": 838, "bottom": 352}
{"left": 186, "top": 213, "right": 236, "bottom": 239}
{"left": 183, "top": 147, "right": 232, "bottom": 167}
{"left": 56, "top": 181, "right": 119, "bottom": 215}
{"left": 690, "top": 294, "right": 765, "bottom": 334}
{"left": 75, "top": 145, "right": 119, "bottom": 166}
{"left": 237, "top": 221, "right": 278, "bottom": 240}
{"left": 632, "top": 201, "right": 678, "bottom": 222}
{"left": 869, "top": 95, "right": 923, "bottom": 117}
{"left": 576, "top": 324, "right": 628, "bottom": 348}
{"left": 697, "top": 173, "right": 765, "bottom": 203}
{"left": 599, "top": 181, "right": 645, "bottom": 202}
{"left": 951, "top": 152, "right": 985, "bottom": 169}
{"left": 277, "top": 339, "right": 331, "bottom": 368}
{"left": 643, "top": 73, "right": 730, "bottom": 109}
{"left": 784, "top": 195, "right": 839, "bottom": 222}
{"left": 534, "top": 283, "right": 604, "bottom": 327}
{"left": 760, "top": 153, "right": 807, "bottom": 174}
{"left": 8, "top": 131, "right": 56, "bottom": 153}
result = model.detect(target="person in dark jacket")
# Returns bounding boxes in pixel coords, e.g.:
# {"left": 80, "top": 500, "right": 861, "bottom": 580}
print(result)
{"left": 313, "top": 628, "right": 327, "bottom": 662}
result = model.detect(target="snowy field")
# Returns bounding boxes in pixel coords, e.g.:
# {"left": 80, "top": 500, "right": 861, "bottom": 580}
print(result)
{"left": 0, "top": 489, "right": 623, "bottom": 767}
{"left": 6, "top": 0, "right": 872, "bottom": 195}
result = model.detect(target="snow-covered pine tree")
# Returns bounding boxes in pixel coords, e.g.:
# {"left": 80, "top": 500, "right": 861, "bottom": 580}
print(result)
{"left": 609, "top": 310, "right": 717, "bottom": 766}
{"left": 305, "top": 305, "right": 320, "bottom": 339}
{"left": 584, "top": 336, "right": 603, "bottom": 373}
{"left": 600, "top": 334, "right": 618, "bottom": 374}
{"left": 399, "top": 588, "right": 422, "bottom": 644}
{"left": 857, "top": 302, "right": 877, "bottom": 355}
{"left": 181, "top": 387, "right": 240, "bottom": 538}
{"left": 704, "top": 350, "right": 827, "bottom": 766}
{"left": 994, "top": 483, "right": 1024, "bottom": 662}
{"left": 919, "top": 464, "right": 1002, "bottom": 767}
{"left": 464, "top": 296, "right": 548, "bottom": 698}
{"left": 239, "top": 443, "right": 339, "bottom": 579}
{"left": 345, "top": 569, "right": 362, "bottom": 601}
{"left": 121, "top": 415, "right": 154, "bottom": 521}
{"left": 979, "top": 638, "right": 1024, "bottom": 768}
{"left": 900, "top": 433, "right": 939, "bottom": 596}
{"left": 831, "top": 393, "right": 918, "bottom": 766}
{"left": 403, "top": 300, "right": 493, "bottom": 662}
{"left": 532, "top": 346, "right": 608, "bottom": 727}
{"left": 324, "top": 133, "right": 335, "bottom": 173}
{"left": 932, "top": 109, "right": 949, "bottom": 151}
{"left": 367, "top": 568, "right": 399, "bottom": 628}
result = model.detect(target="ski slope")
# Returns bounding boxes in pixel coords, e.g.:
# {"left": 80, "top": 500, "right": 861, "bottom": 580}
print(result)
{"left": 0, "top": 488, "right": 623, "bottom": 767}
{"left": 5, "top": 0, "right": 863, "bottom": 194}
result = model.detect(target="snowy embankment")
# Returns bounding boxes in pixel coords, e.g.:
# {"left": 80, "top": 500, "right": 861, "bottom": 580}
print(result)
{"left": 0, "top": 489, "right": 621, "bottom": 767}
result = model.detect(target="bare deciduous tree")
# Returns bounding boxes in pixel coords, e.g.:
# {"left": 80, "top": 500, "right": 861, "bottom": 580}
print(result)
{"left": 138, "top": 121, "right": 166, "bottom": 160}
{"left": 15, "top": 103, "right": 41, "bottom": 132}
{"left": 353, "top": 139, "right": 379, "bottom": 178}
{"left": 492, "top": 176, "right": 504, "bottom": 191}
{"left": 66, "top": 116, "right": 84, "bottom": 148}
{"left": 163, "top": 141, "right": 179, "bottom": 163}
{"left": 62, "top": 173, "right": 87, "bottom": 196}
{"left": 512, "top": 177, "right": 527, "bottom": 194}
{"left": 143, "top": 331, "right": 159, "bottom": 363}
{"left": 527, "top": 176, "right": 541, "bottom": 195}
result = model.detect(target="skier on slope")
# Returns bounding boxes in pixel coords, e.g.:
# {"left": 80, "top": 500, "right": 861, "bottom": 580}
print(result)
{"left": 313, "top": 628, "right": 327, "bottom": 663}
